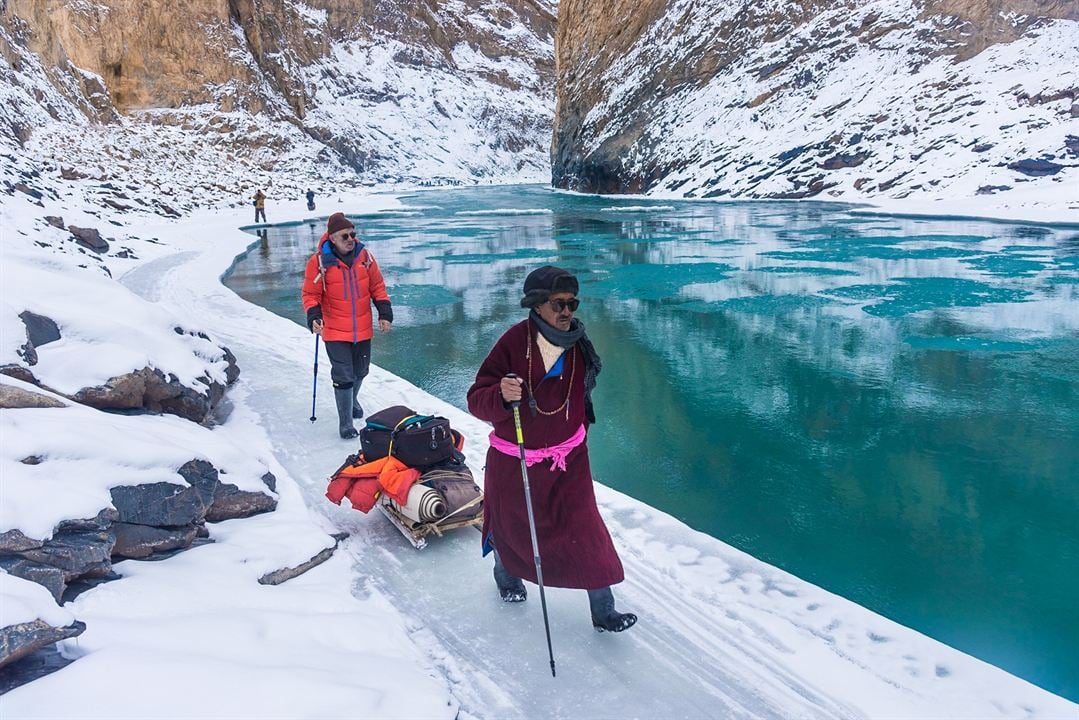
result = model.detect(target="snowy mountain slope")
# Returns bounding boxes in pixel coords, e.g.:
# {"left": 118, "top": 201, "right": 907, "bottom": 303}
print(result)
{"left": 552, "top": 0, "right": 1079, "bottom": 218}
{"left": 1, "top": 0, "right": 557, "bottom": 191}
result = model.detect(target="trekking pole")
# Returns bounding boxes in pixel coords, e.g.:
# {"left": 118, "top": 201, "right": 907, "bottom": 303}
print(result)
{"left": 309, "top": 334, "right": 320, "bottom": 422}
{"left": 506, "top": 373, "right": 556, "bottom": 678}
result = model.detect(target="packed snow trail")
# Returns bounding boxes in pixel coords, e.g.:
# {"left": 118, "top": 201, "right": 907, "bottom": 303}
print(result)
{"left": 116, "top": 212, "right": 1077, "bottom": 720}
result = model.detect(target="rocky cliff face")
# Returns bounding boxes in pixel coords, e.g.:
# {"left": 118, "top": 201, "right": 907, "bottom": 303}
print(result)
{"left": 0, "top": 0, "right": 557, "bottom": 185}
{"left": 552, "top": 0, "right": 1078, "bottom": 205}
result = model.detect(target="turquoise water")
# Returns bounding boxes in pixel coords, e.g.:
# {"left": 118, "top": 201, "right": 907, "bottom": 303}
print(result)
{"left": 225, "top": 185, "right": 1079, "bottom": 700}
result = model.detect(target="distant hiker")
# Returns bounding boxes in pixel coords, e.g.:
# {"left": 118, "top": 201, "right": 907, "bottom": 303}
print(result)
{"left": 467, "top": 266, "right": 637, "bottom": 633}
{"left": 302, "top": 212, "right": 393, "bottom": 439}
{"left": 254, "top": 189, "right": 267, "bottom": 223}
{"left": 306, "top": 188, "right": 316, "bottom": 211}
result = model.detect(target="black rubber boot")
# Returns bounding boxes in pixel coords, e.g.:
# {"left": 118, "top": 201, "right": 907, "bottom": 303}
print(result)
{"left": 588, "top": 587, "right": 637, "bottom": 632}
{"left": 493, "top": 550, "right": 526, "bottom": 602}
{"left": 333, "top": 386, "right": 358, "bottom": 439}
{"left": 352, "top": 384, "right": 364, "bottom": 419}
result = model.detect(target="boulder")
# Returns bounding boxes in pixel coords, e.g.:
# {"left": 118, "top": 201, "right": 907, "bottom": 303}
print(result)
{"left": 1007, "top": 159, "right": 1063, "bottom": 176}
{"left": 0, "top": 511, "right": 119, "bottom": 599}
{"left": 205, "top": 484, "right": 277, "bottom": 522}
{"left": 0, "top": 385, "right": 65, "bottom": 409}
{"left": 0, "top": 529, "right": 45, "bottom": 554}
{"left": 55, "top": 508, "right": 118, "bottom": 533}
{"left": 0, "top": 365, "right": 38, "bottom": 384}
{"left": 111, "top": 523, "right": 198, "bottom": 559}
{"left": 1064, "top": 135, "right": 1078, "bottom": 158}
{"left": 18, "top": 312, "right": 60, "bottom": 348}
{"left": 0, "top": 559, "right": 67, "bottom": 602}
{"left": 68, "top": 226, "right": 110, "bottom": 253}
{"left": 110, "top": 481, "right": 209, "bottom": 528}
{"left": 177, "top": 459, "right": 277, "bottom": 523}
{"left": 72, "top": 366, "right": 231, "bottom": 424}
{"left": 0, "top": 619, "right": 86, "bottom": 670}
{"left": 14, "top": 530, "right": 115, "bottom": 580}
{"left": 13, "top": 183, "right": 43, "bottom": 200}
{"left": 44, "top": 216, "right": 65, "bottom": 229}
{"left": 819, "top": 152, "right": 869, "bottom": 170}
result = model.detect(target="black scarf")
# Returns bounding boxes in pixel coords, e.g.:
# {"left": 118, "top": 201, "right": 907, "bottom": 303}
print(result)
{"left": 529, "top": 310, "right": 602, "bottom": 423}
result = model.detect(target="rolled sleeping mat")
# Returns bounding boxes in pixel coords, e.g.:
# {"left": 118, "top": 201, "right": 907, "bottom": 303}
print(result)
{"left": 391, "top": 484, "right": 447, "bottom": 524}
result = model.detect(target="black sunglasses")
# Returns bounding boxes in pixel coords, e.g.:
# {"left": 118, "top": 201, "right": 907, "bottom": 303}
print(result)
{"left": 548, "top": 298, "right": 580, "bottom": 312}
{"left": 336, "top": 231, "right": 357, "bottom": 241}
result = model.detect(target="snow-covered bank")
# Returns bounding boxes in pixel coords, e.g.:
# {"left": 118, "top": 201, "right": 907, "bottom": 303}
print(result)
{"left": 554, "top": 185, "right": 1079, "bottom": 227}
{"left": 3, "top": 180, "right": 1076, "bottom": 718}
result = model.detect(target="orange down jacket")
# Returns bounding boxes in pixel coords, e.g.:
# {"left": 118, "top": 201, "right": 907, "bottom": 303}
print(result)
{"left": 325, "top": 455, "right": 421, "bottom": 513}
{"left": 302, "top": 234, "right": 390, "bottom": 343}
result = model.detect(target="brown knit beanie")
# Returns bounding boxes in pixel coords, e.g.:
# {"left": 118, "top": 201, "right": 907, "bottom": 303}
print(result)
{"left": 327, "top": 212, "right": 354, "bottom": 235}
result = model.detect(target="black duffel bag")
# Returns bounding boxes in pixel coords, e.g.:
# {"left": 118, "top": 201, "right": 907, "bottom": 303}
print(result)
{"left": 360, "top": 405, "right": 413, "bottom": 461}
{"left": 361, "top": 405, "right": 455, "bottom": 469}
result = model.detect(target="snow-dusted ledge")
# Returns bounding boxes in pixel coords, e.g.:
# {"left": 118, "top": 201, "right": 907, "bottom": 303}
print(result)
{"left": 0, "top": 184, "right": 1075, "bottom": 718}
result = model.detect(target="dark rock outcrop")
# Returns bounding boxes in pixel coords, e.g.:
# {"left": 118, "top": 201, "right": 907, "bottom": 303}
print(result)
{"left": 13, "top": 182, "right": 42, "bottom": 199}
{"left": 69, "top": 226, "right": 109, "bottom": 253}
{"left": 13, "top": 530, "right": 115, "bottom": 582}
{"left": 72, "top": 366, "right": 229, "bottom": 424}
{"left": 1007, "top": 159, "right": 1064, "bottom": 176}
{"left": 110, "top": 481, "right": 209, "bottom": 528}
{"left": 0, "top": 365, "right": 38, "bottom": 384}
{"left": 0, "top": 559, "right": 67, "bottom": 602}
{"left": 0, "top": 619, "right": 86, "bottom": 670}
{"left": 820, "top": 152, "right": 870, "bottom": 170}
{"left": 111, "top": 523, "right": 199, "bottom": 559}
{"left": 178, "top": 459, "right": 278, "bottom": 522}
{"left": 0, "top": 511, "right": 117, "bottom": 600}
{"left": 19, "top": 311, "right": 61, "bottom": 348}
{"left": 1, "top": 459, "right": 277, "bottom": 599}
{"left": 0, "top": 529, "right": 46, "bottom": 554}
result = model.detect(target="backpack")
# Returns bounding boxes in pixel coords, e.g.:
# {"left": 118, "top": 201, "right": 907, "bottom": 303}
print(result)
{"left": 361, "top": 405, "right": 455, "bottom": 469}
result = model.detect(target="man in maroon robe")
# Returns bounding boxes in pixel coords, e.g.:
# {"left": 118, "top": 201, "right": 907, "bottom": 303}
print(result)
{"left": 467, "top": 266, "right": 637, "bottom": 632}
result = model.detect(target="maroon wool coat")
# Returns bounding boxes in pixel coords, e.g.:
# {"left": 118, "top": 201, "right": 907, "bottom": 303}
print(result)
{"left": 467, "top": 318, "right": 624, "bottom": 590}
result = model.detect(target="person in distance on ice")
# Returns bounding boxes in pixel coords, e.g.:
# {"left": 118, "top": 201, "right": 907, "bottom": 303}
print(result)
{"left": 467, "top": 266, "right": 637, "bottom": 632}
{"left": 302, "top": 212, "right": 392, "bottom": 439}
{"left": 253, "top": 188, "right": 267, "bottom": 223}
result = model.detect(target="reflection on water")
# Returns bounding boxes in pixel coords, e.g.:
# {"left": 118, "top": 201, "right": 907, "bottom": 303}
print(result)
{"left": 225, "top": 185, "right": 1079, "bottom": 700}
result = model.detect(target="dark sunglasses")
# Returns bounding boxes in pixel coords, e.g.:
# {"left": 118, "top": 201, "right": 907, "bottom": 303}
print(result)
{"left": 336, "top": 231, "right": 357, "bottom": 241}
{"left": 548, "top": 298, "right": 580, "bottom": 313}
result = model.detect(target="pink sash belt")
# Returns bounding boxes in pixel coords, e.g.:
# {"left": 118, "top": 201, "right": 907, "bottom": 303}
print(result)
{"left": 488, "top": 424, "right": 586, "bottom": 472}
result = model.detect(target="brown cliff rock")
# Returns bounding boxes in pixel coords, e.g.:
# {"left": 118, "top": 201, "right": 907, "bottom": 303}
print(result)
{"left": 552, "top": 0, "right": 1078, "bottom": 200}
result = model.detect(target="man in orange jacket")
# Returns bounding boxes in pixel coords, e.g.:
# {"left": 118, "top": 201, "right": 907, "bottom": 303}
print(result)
{"left": 302, "top": 212, "right": 393, "bottom": 438}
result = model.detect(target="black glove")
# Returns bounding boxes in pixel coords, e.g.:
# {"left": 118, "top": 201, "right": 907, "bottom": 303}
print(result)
{"left": 306, "top": 305, "right": 323, "bottom": 331}
{"left": 374, "top": 300, "right": 393, "bottom": 323}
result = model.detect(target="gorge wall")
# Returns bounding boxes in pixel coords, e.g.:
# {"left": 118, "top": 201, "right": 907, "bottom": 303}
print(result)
{"left": 0, "top": 0, "right": 557, "bottom": 186}
{"left": 552, "top": 0, "right": 1078, "bottom": 206}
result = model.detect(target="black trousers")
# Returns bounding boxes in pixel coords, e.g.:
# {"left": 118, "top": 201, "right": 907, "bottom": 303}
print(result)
{"left": 255, "top": 207, "right": 266, "bottom": 223}
{"left": 324, "top": 339, "right": 371, "bottom": 389}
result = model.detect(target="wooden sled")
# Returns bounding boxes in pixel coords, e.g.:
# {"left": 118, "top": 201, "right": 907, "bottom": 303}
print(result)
{"left": 377, "top": 494, "right": 483, "bottom": 550}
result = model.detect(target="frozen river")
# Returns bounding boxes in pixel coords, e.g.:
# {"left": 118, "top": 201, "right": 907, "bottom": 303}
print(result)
{"left": 224, "top": 184, "right": 1079, "bottom": 700}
